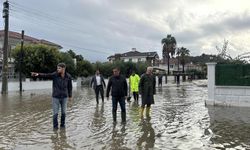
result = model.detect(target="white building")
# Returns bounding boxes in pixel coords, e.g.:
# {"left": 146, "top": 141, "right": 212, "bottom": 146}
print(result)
{"left": 0, "top": 30, "right": 62, "bottom": 79}
{"left": 107, "top": 48, "right": 159, "bottom": 66}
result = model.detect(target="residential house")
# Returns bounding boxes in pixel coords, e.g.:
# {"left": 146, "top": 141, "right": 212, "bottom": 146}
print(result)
{"left": 0, "top": 30, "right": 62, "bottom": 79}
{"left": 159, "top": 58, "right": 203, "bottom": 74}
{"left": 107, "top": 48, "right": 159, "bottom": 66}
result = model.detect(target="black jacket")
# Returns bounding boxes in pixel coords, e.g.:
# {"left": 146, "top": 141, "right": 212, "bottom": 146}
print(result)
{"left": 90, "top": 75, "right": 106, "bottom": 89}
{"left": 106, "top": 75, "right": 128, "bottom": 98}
{"left": 38, "top": 72, "right": 72, "bottom": 98}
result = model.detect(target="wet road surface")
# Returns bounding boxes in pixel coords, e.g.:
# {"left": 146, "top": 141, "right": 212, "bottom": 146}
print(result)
{"left": 0, "top": 81, "right": 249, "bottom": 149}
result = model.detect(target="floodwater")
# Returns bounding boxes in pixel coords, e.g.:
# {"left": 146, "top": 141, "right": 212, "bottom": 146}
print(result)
{"left": 0, "top": 81, "right": 249, "bottom": 150}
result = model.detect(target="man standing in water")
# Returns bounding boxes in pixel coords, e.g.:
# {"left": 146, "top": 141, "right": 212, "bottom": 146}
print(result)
{"left": 31, "top": 63, "right": 72, "bottom": 129}
{"left": 91, "top": 69, "right": 106, "bottom": 104}
{"left": 139, "top": 67, "right": 156, "bottom": 118}
{"left": 106, "top": 67, "right": 128, "bottom": 123}
{"left": 129, "top": 71, "right": 140, "bottom": 102}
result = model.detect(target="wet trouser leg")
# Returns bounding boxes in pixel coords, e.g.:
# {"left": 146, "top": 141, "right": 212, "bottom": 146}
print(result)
{"left": 119, "top": 97, "right": 126, "bottom": 122}
{"left": 135, "top": 92, "right": 139, "bottom": 101}
{"left": 133, "top": 92, "right": 136, "bottom": 101}
{"left": 99, "top": 86, "right": 104, "bottom": 102}
{"left": 52, "top": 97, "right": 60, "bottom": 129}
{"left": 60, "top": 98, "right": 67, "bottom": 128}
{"left": 112, "top": 97, "right": 118, "bottom": 122}
{"left": 95, "top": 86, "right": 100, "bottom": 104}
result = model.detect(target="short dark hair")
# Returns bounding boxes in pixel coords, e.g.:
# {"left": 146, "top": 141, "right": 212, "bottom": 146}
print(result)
{"left": 113, "top": 67, "right": 120, "bottom": 71}
{"left": 57, "top": 63, "right": 66, "bottom": 68}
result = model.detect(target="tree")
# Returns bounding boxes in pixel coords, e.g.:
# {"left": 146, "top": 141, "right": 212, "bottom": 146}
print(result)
{"left": 216, "top": 39, "right": 247, "bottom": 64}
{"left": 177, "top": 47, "right": 190, "bottom": 73}
{"left": 12, "top": 44, "right": 61, "bottom": 77}
{"left": 67, "top": 49, "right": 84, "bottom": 61}
{"left": 76, "top": 60, "right": 94, "bottom": 77}
{"left": 161, "top": 34, "right": 177, "bottom": 75}
{"left": 59, "top": 52, "right": 76, "bottom": 77}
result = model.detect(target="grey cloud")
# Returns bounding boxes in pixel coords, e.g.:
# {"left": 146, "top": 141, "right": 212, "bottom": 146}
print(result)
{"left": 175, "top": 12, "right": 250, "bottom": 45}
{"left": 7, "top": 0, "right": 250, "bottom": 62}
{"left": 200, "top": 12, "right": 250, "bottom": 36}
{"left": 224, "top": 13, "right": 250, "bottom": 30}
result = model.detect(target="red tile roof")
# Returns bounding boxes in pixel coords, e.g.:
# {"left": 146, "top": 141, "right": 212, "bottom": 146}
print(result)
{"left": 0, "top": 30, "right": 62, "bottom": 49}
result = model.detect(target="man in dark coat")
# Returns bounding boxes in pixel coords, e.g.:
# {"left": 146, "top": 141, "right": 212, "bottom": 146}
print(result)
{"left": 139, "top": 67, "right": 156, "bottom": 118}
{"left": 91, "top": 69, "right": 106, "bottom": 104}
{"left": 106, "top": 67, "right": 128, "bottom": 123}
{"left": 31, "top": 63, "right": 72, "bottom": 129}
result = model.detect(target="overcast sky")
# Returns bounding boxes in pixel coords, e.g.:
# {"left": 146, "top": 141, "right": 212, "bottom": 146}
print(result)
{"left": 1, "top": 0, "right": 250, "bottom": 62}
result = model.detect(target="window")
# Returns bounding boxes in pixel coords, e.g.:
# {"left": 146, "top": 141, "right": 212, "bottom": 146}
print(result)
{"left": 138, "top": 58, "right": 141, "bottom": 62}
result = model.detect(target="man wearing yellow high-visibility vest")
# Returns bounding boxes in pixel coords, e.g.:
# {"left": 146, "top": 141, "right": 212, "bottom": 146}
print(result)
{"left": 129, "top": 71, "right": 140, "bottom": 102}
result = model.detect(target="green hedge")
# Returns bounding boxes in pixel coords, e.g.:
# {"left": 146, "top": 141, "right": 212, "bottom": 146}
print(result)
{"left": 215, "top": 64, "right": 250, "bottom": 86}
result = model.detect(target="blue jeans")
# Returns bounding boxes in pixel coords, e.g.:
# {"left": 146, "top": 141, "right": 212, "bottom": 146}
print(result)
{"left": 52, "top": 97, "right": 67, "bottom": 128}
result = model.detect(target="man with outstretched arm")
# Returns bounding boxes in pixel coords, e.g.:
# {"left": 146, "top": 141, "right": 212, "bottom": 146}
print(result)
{"left": 31, "top": 63, "right": 72, "bottom": 130}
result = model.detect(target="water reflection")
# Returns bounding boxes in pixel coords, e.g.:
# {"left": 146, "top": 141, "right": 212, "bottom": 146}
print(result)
{"left": 51, "top": 129, "right": 72, "bottom": 150}
{"left": 91, "top": 103, "right": 106, "bottom": 131}
{"left": 137, "top": 117, "right": 155, "bottom": 149}
{"left": 110, "top": 124, "right": 127, "bottom": 150}
{"left": 207, "top": 105, "right": 250, "bottom": 149}
{"left": 3, "top": 82, "right": 249, "bottom": 149}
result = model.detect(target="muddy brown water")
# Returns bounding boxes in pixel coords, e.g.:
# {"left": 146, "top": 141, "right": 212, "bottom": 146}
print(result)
{"left": 0, "top": 81, "right": 249, "bottom": 149}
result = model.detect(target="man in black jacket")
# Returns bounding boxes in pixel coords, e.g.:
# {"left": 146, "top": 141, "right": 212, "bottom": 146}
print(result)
{"left": 90, "top": 69, "right": 106, "bottom": 104}
{"left": 106, "top": 67, "right": 128, "bottom": 123}
{"left": 31, "top": 63, "right": 72, "bottom": 129}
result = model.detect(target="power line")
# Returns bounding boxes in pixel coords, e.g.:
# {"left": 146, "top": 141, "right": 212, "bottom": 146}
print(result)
{"left": 8, "top": 1, "right": 115, "bottom": 55}
{"left": 9, "top": 2, "right": 82, "bottom": 29}
{"left": 10, "top": 7, "right": 88, "bottom": 34}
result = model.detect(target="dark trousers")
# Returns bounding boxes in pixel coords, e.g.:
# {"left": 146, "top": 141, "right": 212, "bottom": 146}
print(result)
{"left": 133, "top": 92, "right": 139, "bottom": 101}
{"left": 112, "top": 96, "right": 126, "bottom": 122}
{"left": 95, "top": 85, "right": 104, "bottom": 103}
{"left": 158, "top": 78, "right": 162, "bottom": 87}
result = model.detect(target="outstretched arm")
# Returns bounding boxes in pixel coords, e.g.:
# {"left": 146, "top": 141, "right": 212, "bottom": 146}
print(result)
{"left": 31, "top": 72, "right": 55, "bottom": 79}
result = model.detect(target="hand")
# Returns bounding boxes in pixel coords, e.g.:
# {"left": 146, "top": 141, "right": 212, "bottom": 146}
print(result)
{"left": 31, "top": 72, "right": 39, "bottom": 77}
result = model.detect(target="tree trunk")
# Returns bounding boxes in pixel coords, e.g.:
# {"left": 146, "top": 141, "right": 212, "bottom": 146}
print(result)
{"left": 182, "top": 63, "right": 185, "bottom": 73}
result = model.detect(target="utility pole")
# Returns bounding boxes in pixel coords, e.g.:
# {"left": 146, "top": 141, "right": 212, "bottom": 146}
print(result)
{"left": 177, "top": 48, "right": 180, "bottom": 85}
{"left": 19, "top": 30, "right": 24, "bottom": 92}
{"left": 2, "top": 0, "right": 9, "bottom": 94}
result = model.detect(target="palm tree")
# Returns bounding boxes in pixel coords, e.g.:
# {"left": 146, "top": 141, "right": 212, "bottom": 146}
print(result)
{"left": 176, "top": 47, "right": 190, "bottom": 73}
{"left": 161, "top": 34, "right": 177, "bottom": 75}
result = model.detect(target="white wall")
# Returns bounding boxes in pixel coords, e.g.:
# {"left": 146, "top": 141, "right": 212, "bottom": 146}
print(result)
{"left": 206, "top": 62, "right": 250, "bottom": 107}
{"left": 214, "top": 86, "right": 250, "bottom": 107}
{"left": 0, "top": 80, "right": 77, "bottom": 92}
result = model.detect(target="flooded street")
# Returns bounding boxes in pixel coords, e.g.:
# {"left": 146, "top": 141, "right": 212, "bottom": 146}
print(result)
{"left": 0, "top": 81, "right": 249, "bottom": 149}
